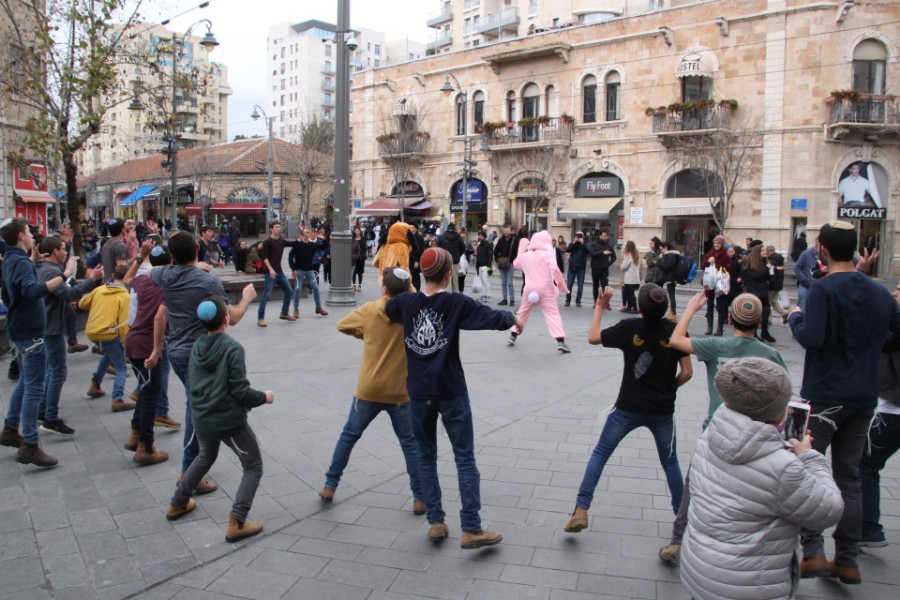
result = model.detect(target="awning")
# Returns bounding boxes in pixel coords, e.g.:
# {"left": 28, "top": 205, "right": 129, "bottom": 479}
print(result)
{"left": 408, "top": 200, "right": 432, "bottom": 211}
{"left": 209, "top": 203, "right": 265, "bottom": 214}
{"left": 559, "top": 197, "right": 622, "bottom": 219}
{"left": 120, "top": 185, "right": 157, "bottom": 207}
{"left": 675, "top": 50, "right": 718, "bottom": 78}
{"left": 15, "top": 191, "right": 55, "bottom": 204}
{"left": 355, "top": 196, "right": 426, "bottom": 215}
{"left": 185, "top": 204, "right": 203, "bottom": 215}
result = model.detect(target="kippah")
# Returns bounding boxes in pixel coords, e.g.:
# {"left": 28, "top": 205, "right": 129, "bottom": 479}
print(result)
{"left": 108, "top": 219, "right": 118, "bottom": 226}
{"left": 420, "top": 247, "right": 450, "bottom": 278}
{"left": 830, "top": 220, "right": 855, "bottom": 231}
{"left": 392, "top": 268, "right": 411, "bottom": 280}
{"left": 197, "top": 300, "right": 218, "bottom": 322}
{"left": 150, "top": 245, "right": 166, "bottom": 257}
{"left": 730, "top": 293, "right": 762, "bottom": 326}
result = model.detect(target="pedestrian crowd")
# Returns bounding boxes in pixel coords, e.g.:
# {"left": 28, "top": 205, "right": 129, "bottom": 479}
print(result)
{"left": 0, "top": 214, "right": 898, "bottom": 598}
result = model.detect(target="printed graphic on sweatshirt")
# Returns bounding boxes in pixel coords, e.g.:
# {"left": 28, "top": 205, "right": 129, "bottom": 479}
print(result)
{"left": 406, "top": 308, "right": 448, "bottom": 356}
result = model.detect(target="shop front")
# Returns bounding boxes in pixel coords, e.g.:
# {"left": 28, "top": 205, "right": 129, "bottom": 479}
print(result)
{"left": 13, "top": 164, "right": 53, "bottom": 236}
{"left": 509, "top": 178, "right": 550, "bottom": 232}
{"left": 837, "top": 160, "right": 893, "bottom": 277}
{"left": 449, "top": 178, "right": 487, "bottom": 236}
{"left": 187, "top": 186, "right": 268, "bottom": 236}
{"left": 558, "top": 172, "right": 624, "bottom": 245}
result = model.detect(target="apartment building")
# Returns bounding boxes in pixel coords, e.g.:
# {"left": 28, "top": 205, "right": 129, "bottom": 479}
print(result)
{"left": 353, "top": 0, "right": 900, "bottom": 276}
{"left": 77, "top": 23, "right": 232, "bottom": 177}
{"left": 266, "top": 20, "right": 425, "bottom": 140}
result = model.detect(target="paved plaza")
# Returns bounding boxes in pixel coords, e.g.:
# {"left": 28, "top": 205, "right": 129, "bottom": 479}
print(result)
{"left": 1, "top": 266, "right": 898, "bottom": 600}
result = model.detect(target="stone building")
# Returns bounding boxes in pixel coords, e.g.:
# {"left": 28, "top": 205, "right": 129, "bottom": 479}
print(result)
{"left": 352, "top": 0, "right": 900, "bottom": 276}
{"left": 79, "top": 138, "right": 332, "bottom": 236}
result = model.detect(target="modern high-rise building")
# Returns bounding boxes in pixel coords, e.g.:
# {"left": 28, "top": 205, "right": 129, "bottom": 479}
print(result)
{"left": 77, "top": 23, "right": 232, "bottom": 176}
{"left": 265, "top": 19, "right": 424, "bottom": 140}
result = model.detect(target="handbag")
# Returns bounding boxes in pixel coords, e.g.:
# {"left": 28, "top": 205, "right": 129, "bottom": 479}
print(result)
{"left": 714, "top": 269, "right": 730, "bottom": 297}
{"left": 497, "top": 256, "right": 510, "bottom": 269}
{"left": 702, "top": 264, "right": 718, "bottom": 289}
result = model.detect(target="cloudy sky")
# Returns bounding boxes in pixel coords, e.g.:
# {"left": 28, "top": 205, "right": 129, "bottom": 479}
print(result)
{"left": 146, "top": 0, "right": 434, "bottom": 139}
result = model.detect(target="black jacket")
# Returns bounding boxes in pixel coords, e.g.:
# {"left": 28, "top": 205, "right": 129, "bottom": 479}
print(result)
{"left": 742, "top": 265, "right": 771, "bottom": 298}
{"left": 475, "top": 239, "right": 493, "bottom": 268}
{"left": 437, "top": 230, "right": 466, "bottom": 264}
{"left": 565, "top": 241, "right": 590, "bottom": 270}
{"left": 589, "top": 240, "right": 617, "bottom": 273}
{"left": 767, "top": 252, "right": 785, "bottom": 291}
{"left": 658, "top": 251, "right": 681, "bottom": 284}
{"left": 555, "top": 247, "right": 565, "bottom": 274}
{"left": 494, "top": 234, "right": 518, "bottom": 266}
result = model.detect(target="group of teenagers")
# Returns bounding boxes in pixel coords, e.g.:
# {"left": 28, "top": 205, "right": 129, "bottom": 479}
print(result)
{"left": 2, "top": 215, "right": 899, "bottom": 596}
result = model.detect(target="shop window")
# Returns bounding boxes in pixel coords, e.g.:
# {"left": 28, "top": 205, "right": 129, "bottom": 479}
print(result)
{"left": 666, "top": 169, "right": 723, "bottom": 198}
{"left": 582, "top": 75, "right": 597, "bottom": 123}
{"left": 473, "top": 91, "right": 485, "bottom": 128}
{"left": 852, "top": 39, "right": 887, "bottom": 95}
{"left": 605, "top": 71, "right": 621, "bottom": 121}
{"left": 681, "top": 76, "right": 712, "bottom": 101}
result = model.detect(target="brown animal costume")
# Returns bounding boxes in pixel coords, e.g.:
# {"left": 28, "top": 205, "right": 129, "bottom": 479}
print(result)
{"left": 373, "top": 222, "right": 414, "bottom": 287}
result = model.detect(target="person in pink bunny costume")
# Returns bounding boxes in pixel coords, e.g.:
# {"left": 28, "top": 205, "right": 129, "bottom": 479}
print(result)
{"left": 507, "top": 230, "right": 572, "bottom": 353}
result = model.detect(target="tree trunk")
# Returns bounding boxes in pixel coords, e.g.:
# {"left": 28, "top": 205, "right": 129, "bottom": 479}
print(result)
{"left": 64, "top": 152, "right": 84, "bottom": 257}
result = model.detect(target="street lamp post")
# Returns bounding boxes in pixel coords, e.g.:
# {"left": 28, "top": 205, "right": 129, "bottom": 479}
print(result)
{"left": 250, "top": 105, "right": 275, "bottom": 223}
{"left": 325, "top": 0, "right": 355, "bottom": 307}
{"left": 441, "top": 74, "right": 474, "bottom": 238}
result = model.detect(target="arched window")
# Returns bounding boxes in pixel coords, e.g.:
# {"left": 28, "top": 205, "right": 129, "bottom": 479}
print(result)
{"left": 522, "top": 83, "right": 540, "bottom": 119}
{"left": 506, "top": 90, "right": 516, "bottom": 123}
{"left": 665, "top": 169, "right": 723, "bottom": 198}
{"left": 582, "top": 75, "right": 597, "bottom": 123}
{"left": 605, "top": 71, "right": 621, "bottom": 121}
{"left": 455, "top": 94, "right": 466, "bottom": 136}
{"left": 853, "top": 39, "right": 887, "bottom": 95}
{"left": 472, "top": 91, "right": 485, "bottom": 128}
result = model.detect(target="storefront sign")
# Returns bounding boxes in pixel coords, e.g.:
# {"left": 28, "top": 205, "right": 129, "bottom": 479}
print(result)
{"left": 514, "top": 179, "right": 546, "bottom": 194}
{"left": 838, "top": 206, "right": 886, "bottom": 219}
{"left": 630, "top": 207, "right": 643, "bottom": 224}
{"left": 228, "top": 187, "right": 266, "bottom": 203}
{"left": 392, "top": 181, "right": 424, "bottom": 196}
{"left": 455, "top": 181, "right": 484, "bottom": 202}
{"left": 791, "top": 198, "right": 807, "bottom": 210}
{"left": 577, "top": 176, "right": 620, "bottom": 198}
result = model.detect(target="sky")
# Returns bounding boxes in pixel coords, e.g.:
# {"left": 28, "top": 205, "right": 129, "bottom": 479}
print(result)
{"left": 146, "top": 0, "right": 434, "bottom": 139}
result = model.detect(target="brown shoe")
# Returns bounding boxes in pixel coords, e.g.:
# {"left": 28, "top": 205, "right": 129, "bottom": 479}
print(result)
{"left": 461, "top": 529, "right": 502, "bottom": 549}
{"left": 130, "top": 389, "right": 139, "bottom": 402}
{"left": 15, "top": 443, "right": 58, "bottom": 468}
{"left": 257, "top": 319, "right": 267, "bottom": 328}
{"left": 279, "top": 313, "right": 296, "bottom": 322}
{"left": 111, "top": 399, "right": 136, "bottom": 413}
{"left": 124, "top": 428, "right": 139, "bottom": 451}
{"left": 413, "top": 500, "right": 426, "bottom": 515}
{"left": 319, "top": 486, "right": 335, "bottom": 502}
{"left": 133, "top": 442, "right": 169, "bottom": 466}
{"left": 106, "top": 365, "right": 116, "bottom": 375}
{"left": 801, "top": 555, "right": 831, "bottom": 578}
{"left": 67, "top": 343, "right": 88, "bottom": 353}
{"left": 0, "top": 425, "right": 23, "bottom": 448}
{"left": 428, "top": 522, "right": 449, "bottom": 542}
{"left": 315, "top": 307, "right": 329, "bottom": 316}
{"left": 828, "top": 560, "right": 861, "bottom": 585}
{"left": 177, "top": 474, "right": 218, "bottom": 495}
{"left": 87, "top": 380, "right": 106, "bottom": 398}
{"left": 293, "top": 309, "right": 300, "bottom": 319}
{"left": 564, "top": 507, "right": 589, "bottom": 533}
{"left": 225, "top": 514, "right": 263, "bottom": 543}
{"left": 166, "top": 498, "right": 197, "bottom": 521}
{"left": 154, "top": 415, "right": 182, "bottom": 429}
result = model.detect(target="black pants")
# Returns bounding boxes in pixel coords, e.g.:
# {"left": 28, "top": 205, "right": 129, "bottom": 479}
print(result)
{"left": 129, "top": 358, "right": 160, "bottom": 448}
{"left": 352, "top": 259, "right": 366, "bottom": 285}
{"left": 665, "top": 282, "right": 677, "bottom": 314}
{"left": 623, "top": 284, "right": 639, "bottom": 311}
{"left": 592, "top": 271, "right": 609, "bottom": 303}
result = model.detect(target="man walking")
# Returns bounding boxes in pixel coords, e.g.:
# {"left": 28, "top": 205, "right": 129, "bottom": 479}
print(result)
{"left": 764, "top": 245, "right": 789, "bottom": 324}
{"left": 474, "top": 230, "right": 493, "bottom": 303}
{"left": 493, "top": 225, "right": 518, "bottom": 306}
{"left": 437, "top": 223, "right": 466, "bottom": 293}
{"left": 588, "top": 230, "right": 616, "bottom": 305}
{"left": 257, "top": 222, "right": 302, "bottom": 327}
{"left": 565, "top": 232, "right": 590, "bottom": 307}
{"left": 790, "top": 220, "right": 900, "bottom": 585}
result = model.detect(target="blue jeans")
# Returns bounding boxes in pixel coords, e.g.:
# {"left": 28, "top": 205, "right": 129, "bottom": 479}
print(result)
{"left": 566, "top": 266, "right": 586, "bottom": 304}
{"left": 411, "top": 393, "right": 482, "bottom": 532}
{"left": 798, "top": 285, "right": 809, "bottom": 311}
{"left": 325, "top": 398, "right": 422, "bottom": 500}
{"left": 169, "top": 352, "right": 199, "bottom": 473}
{"left": 257, "top": 271, "right": 292, "bottom": 319}
{"left": 499, "top": 267, "right": 515, "bottom": 303}
{"left": 5, "top": 338, "right": 48, "bottom": 444}
{"left": 93, "top": 338, "right": 127, "bottom": 400}
{"left": 860, "top": 411, "right": 900, "bottom": 539}
{"left": 40, "top": 335, "right": 68, "bottom": 422}
{"left": 576, "top": 408, "right": 684, "bottom": 512}
{"left": 293, "top": 270, "right": 321, "bottom": 310}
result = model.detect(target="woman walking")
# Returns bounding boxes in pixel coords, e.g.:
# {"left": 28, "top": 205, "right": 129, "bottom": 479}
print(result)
{"left": 702, "top": 235, "right": 730, "bottom": 336}
{"left": 619, "top": 241, "right": 642, "bottom": 313}
{"left": 740, "top": 245, "right": 775, "bottom": 343}
{"left": 351, "top": 226, "right": 367, "bottom": 291}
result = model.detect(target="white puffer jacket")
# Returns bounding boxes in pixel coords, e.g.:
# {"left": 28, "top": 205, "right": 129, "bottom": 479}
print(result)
{"left": 681, "top": 406, "right": 843, "bottom": 600}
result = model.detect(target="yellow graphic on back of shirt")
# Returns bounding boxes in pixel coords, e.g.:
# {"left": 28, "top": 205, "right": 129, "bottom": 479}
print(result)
{"left": 633, "top": 334, "right": 645, "bottom": 346}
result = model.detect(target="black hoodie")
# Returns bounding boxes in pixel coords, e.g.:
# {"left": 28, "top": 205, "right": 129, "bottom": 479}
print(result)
{"left": 437, "top": 228, "right": 466, "bottom": 264}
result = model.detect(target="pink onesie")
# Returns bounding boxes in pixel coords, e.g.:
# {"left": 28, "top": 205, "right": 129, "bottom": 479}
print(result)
{"left": 512, "top": 231, "right": 569, "bottom": 339}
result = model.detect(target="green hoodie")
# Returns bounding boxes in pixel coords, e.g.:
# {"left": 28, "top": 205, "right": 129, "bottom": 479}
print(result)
{"left": 188, "top": 332, "right": 266, "bottom": 438}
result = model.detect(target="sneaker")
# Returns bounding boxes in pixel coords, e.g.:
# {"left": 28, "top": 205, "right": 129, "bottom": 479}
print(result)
{"left": 40, "top": 419, "right": 75, "bottom": 438}
{"left": 91, "top": 344, "right": 102, "bottom": 354}
{"left": 507, "top": 334, "right": 516, "bottom": 347}
{"left": 37, "top": 413, "right": 45, "bottom": 424}
{"left": 166, "top": 498, "right": 197, "bottom": 521}
{"left": 279, "top": 313, "right": 297, "bottom": 322}
{"left": 257, "top": 319, "right": 267, "bottom": 328}
{"left": 564, "top": 507, "right": 588, "bottom": 532}
{"left": 658, "top": 543, "right": 681, "bottom": 566}
{"left": 860, "top": 531, "right": 888, "bottom": 548}
{"left": 428, "top": 522, "right": 449, "bottom": 542}
{"left": 412, "top": 500, "right": 426, "bottom": 515}
{"left": 154, "top": 415, "right": 182, "bottom": 429}
{"left": 67, "top": 343, "right": 88, "bottom": 353}
{"left": 460, "top": 529, "right": 502, "bottom": 549}
{"left": 0, "top": 425, "right": 24, "bottom": 448}
{"left": 319, "top": 486, "right": 335, "bottom": 502}
{"left": 498, "top": 299, "right": 508, "bottom": 306}
{"left": 111, "top": 399, "right": 136, "bottom": 413}
{"left": 557, "top": 341, "right": 571, "bottom": 353}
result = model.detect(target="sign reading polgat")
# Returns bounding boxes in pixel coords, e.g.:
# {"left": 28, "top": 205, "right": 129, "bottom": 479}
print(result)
{"left": 838, "top": 206, "right": 887, "bottom": 220}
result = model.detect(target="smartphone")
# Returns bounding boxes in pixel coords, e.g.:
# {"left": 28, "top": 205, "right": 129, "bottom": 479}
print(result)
{"left": 783, "top": 400, "right": 811, "bottom": 441}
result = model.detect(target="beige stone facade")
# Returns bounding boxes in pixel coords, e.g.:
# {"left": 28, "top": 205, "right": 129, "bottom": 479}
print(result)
{"left": 354, "top": 0, "right": 900, "bottom": 276}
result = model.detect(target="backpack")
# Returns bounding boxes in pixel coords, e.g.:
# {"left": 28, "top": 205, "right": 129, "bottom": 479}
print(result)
{"left": 675, "top": 255, "right": 696, "bottom": 285}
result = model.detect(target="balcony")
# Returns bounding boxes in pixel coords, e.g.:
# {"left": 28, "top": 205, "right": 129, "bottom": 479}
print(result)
{"left": 321, "top": 79, "right": 336, "bottom": 92}
{"left": 376, "top": 132, "right": 429, "bottom": 164}
{"left": 174, "top": 103, "right": 200, "bottom": 114}
{"left": 477, "top": 8, "right": 520, "bottom": 38}
{"left": 825, "top": 93, "right": 900, "bottom": 141}
{"left": 217, "top": 84, "right": 233, "bottom": 95}
{"left": 427, "top": 8, "right": 453, "bottom": 28}
{"left": 321, "top": 96, "right": 335, "bottom": 108}
{"left": 480, "top": 116, "right": 574, "bottom": 149}
{"left": 321, "top": 64, "right": 336, "bottom": 76}
{"left": 650, "top": 102, "right": 735, "bottom": 147}
{"left": 426, "top": 31, "right": 453, "bottom": 53}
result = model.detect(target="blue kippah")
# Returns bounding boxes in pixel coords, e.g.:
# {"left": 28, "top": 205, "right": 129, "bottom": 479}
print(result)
{"left": 150, "top": 245, "right": 165, "bottom": 257}
{"left": 197, "top": 300, "right": 218, "bottom": 322}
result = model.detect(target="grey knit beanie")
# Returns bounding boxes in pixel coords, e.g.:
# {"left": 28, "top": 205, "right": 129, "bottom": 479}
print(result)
{"left": 715, "top": 357, "right": 792, "bottom": 423}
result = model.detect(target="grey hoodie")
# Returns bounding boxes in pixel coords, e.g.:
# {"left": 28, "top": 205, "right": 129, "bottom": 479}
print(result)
{"left": 35, "top": 260, "right": 98, "bottom": 337}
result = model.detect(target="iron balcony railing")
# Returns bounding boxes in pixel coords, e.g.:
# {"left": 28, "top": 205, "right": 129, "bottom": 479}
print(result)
{"left": 481, "top": 117, "right": 573, "bottom": 147}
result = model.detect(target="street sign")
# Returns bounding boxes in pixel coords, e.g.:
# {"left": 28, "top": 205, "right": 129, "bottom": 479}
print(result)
{"left": 790, "top": 198, "right": 807, "bottom": 210}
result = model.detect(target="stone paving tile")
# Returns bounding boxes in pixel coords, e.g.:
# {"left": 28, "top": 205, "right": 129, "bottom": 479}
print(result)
{"left": 44, "top": 551, "right": 91, "bottom": 589}
{"left": 387, "top": 569, "right": 473, "bottom": 599}
{"left": 0, "top": 528, "right": 37, "bottom": 562}
{"left": 246, "top": 547, "right": 329, "bottom": 578}
{"left": 576, "top": 573, "right": 657, "bottom": 599}
{"left": 281, "top": 578, "right": 371, "bottom": 600}
{"left": 89, "top": 556, "right": 143, "bottom": 589}
{"left": 205, "top": 565, "right": 298, "bottom": 599}
{"left": 288, "top": 536, "right": 364, "bottom": 561}
{"left": 325, "top": 522, "right": 400, "bottom": 548}
{"left": 77, "top": 529, "right": 129, "bottom": 563}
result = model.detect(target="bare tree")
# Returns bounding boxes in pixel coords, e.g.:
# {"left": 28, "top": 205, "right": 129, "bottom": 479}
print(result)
{"left": 375, "top": 96, "right": 430, "bottom": 222}
{"left": 286, "top": 116, "right": 334, "bottom": 223}
{"left": 183, "top": 146, "right": 229, "bottom": 203}
{"left": 667, "top": 112, "right": 763, "bottom": 234}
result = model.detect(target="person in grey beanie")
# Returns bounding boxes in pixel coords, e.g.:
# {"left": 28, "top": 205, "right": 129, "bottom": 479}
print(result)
{"left": 680, "top": 358, "right": 843, "bottom": 600}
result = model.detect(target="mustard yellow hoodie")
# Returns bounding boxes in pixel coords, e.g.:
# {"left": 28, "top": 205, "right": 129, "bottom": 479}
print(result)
{"left": 78, "top": 283, "right": 130, "bottom": 342}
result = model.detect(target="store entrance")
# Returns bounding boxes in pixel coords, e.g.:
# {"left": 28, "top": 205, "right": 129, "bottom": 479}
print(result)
{"left": 854, "top": 219, "right": 894, "bottom": 278}
{"left": 662, "top": 217, "right": 718, "bottom": 262}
